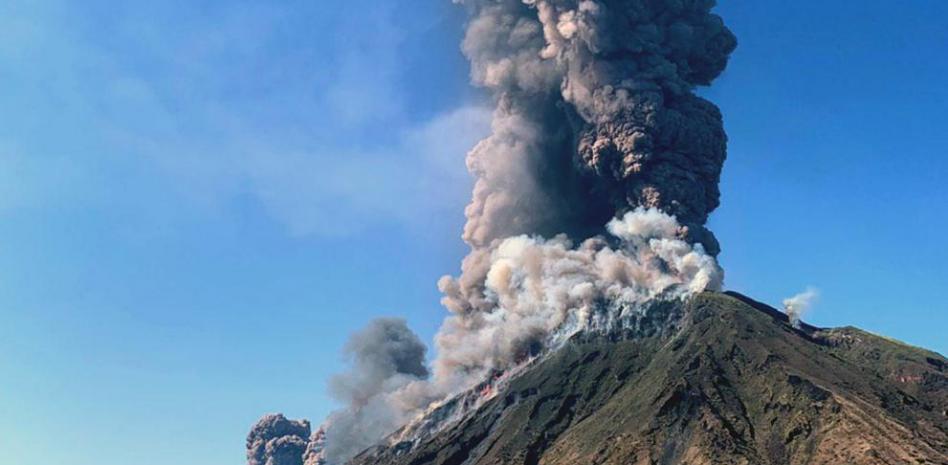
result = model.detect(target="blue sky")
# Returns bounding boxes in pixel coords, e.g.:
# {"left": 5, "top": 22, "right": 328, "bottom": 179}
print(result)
{"left": 1, "top": 1, "right": 946, "bottom": 464}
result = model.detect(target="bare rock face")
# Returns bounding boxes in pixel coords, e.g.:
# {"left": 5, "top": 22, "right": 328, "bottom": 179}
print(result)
{"left": 349, "top": 293, "right": 948, "bottom": 465}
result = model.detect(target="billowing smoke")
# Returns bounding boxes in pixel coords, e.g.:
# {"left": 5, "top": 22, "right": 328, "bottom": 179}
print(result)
{"left": 434, "top": 207, "right": 721, "bottom": 387}
{"left": 783, "top": 287, "right": 819, "bottom": 328}
{"left": 249, "top": 1, "right": 735, "bottom": 463}
{"left": 459, "top": 0, "right": 736, "bottom": 253}
{"left": 247, "top": 414, "right": 311, "bottom": 465}
{"left": 433, "top": 0, "right": 734, "bottom": 397}
{"left": 316, "top": 318, "right": 436, "bottom": 464}
{"left": 294, "top": 208, "right": 723, "bottom": 465}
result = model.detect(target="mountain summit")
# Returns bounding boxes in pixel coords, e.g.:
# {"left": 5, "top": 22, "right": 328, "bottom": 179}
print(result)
{"left": 349, "top": 292, "right": 947, "bottom": 465}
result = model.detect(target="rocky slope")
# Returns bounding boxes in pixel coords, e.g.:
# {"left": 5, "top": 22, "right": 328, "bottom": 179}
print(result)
{"left": 350, "top": 292, "right": 948, "bottom": 465}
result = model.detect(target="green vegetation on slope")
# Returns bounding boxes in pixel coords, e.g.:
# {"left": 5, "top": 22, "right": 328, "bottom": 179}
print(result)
{"left": 352, "top": 292, "right": 948, "bottom": 465}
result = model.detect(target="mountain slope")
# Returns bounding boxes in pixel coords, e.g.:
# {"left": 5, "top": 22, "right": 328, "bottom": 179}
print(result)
{"left": 351, "top": 292, "right": 948, "bottom": 465}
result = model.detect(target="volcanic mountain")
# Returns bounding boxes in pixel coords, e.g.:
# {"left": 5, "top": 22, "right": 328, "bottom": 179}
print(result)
{"left": 349, "top": 292, "right": 948, "bottom": 465}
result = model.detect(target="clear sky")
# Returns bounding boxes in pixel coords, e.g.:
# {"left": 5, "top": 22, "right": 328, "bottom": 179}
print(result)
{"left": 0, "top": 1, "right": 945, "bottom": 464}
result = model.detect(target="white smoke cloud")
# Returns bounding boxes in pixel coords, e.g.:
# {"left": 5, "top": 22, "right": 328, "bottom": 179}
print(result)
{"left": 435, "top": 208, "right": 721, "bottom": 389}
{"left": 304, "top": 208, "right": 722, "bottom": 465}
{"left": 783, "top": 287, "right": 819, "bottom": 329}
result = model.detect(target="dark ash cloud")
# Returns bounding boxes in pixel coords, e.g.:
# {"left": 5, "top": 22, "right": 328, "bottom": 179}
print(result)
{"left": 247, "top": 414, "right": 311, "bottom": 465}
{"left": 248, "top": 2, "right": 736, "bottom": 463}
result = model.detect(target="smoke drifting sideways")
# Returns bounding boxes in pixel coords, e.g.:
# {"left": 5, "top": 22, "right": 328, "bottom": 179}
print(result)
{"left": 248, "top": 1, "right": 736, "bottom": 464}
{"left": 783, "top": 287, "right": 819, "bottom": 328}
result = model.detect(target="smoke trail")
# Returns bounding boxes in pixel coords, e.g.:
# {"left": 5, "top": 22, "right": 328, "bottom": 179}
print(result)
{"left": 249, "top": 1, "right": 735, "bottom": 463}
{"left": 783, "top": 287, "right": 819, "bottom": 328}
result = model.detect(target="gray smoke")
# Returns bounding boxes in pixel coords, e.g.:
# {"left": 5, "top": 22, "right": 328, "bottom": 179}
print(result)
{"left": 439, "top": 0, "right": 735, "bottom": 373}
{"left": 317, "top": 318, "right": 435, "bottom": 464}
{"left": 249, "top": 1, "right": 736, "bottom": 463}
{"left": 247, "top": 414, "right": 311, "bottom": 465}
{"left": 328, "top": 317, "right": 429, "bottom": 406}
{"left": 249, "top": 320, "right": 433, "bottom": 465}
{"left": 459, "top": 0, "right": 735, "bottom": 253}
{"left": 435, "top": 0, "right": 734, "bottom": 392}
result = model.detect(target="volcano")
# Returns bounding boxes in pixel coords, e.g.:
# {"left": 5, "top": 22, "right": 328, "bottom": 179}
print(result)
{"left": 247, "top": 4, "right": 947, "bottom": 463}
{"left": 348, "top": 292, "right": 947, "bottom": 465}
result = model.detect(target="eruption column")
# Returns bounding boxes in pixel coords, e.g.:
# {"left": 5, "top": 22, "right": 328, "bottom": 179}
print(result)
{"left": 248, "top": 2, "right": 736, "bottom": 464}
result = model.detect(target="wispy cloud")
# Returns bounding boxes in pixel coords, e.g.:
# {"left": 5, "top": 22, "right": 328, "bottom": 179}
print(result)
{"left": 238, "top": 105, "right": 490, "bottom": 236}
{"left": 0, "top": 0, "right": 488, "bottom": 237}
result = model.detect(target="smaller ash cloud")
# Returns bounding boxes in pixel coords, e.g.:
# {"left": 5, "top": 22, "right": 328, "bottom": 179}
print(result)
{"left": 247, "top": 414, "right": 311, "bottom": 465}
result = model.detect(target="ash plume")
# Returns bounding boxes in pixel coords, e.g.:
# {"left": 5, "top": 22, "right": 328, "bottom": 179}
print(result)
{"left": 247, "top": 414, "right": 311, "bottom": 465}
{"left": 783, "top": 287, "right": 819, "bottom": 328}
{"left": 459, "top": 0, "right": 736, "bottom": 253}
{"left": 435, "top": 0, "right": 734, "bottom": 395}
{"left": 316, "top": 318, "right": 436, "bottom": 464}
{"left": 249, "top": 1, "right": 736, "bottom": 463}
